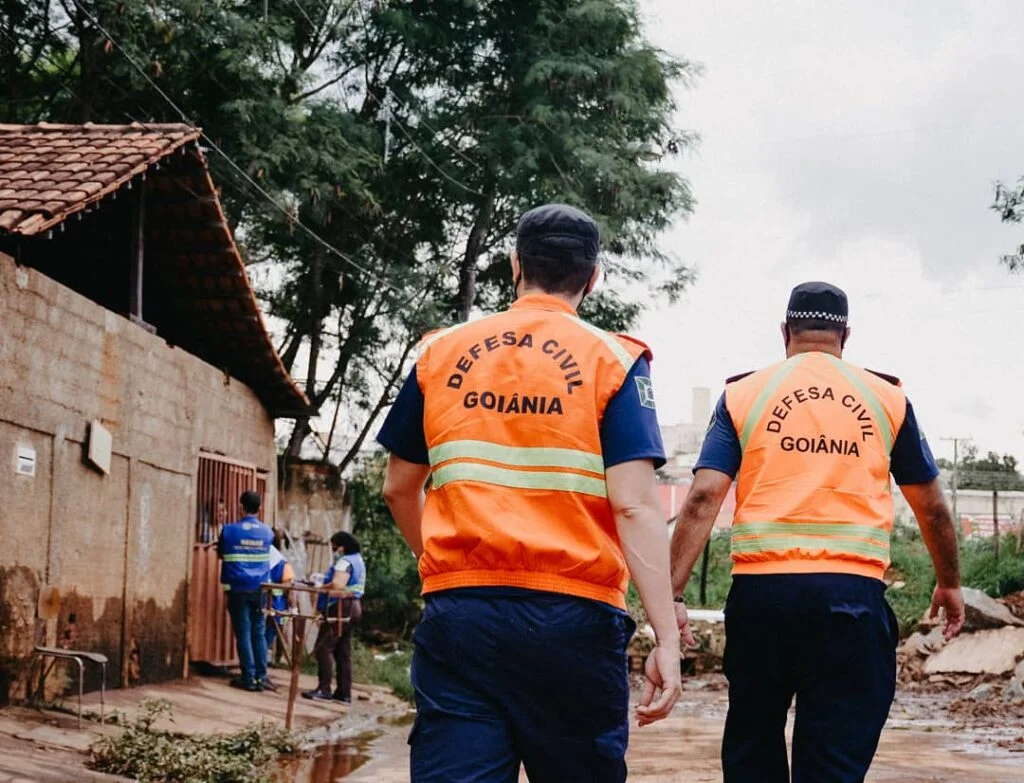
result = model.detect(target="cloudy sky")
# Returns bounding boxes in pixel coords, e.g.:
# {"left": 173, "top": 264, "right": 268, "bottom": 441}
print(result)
{"left": 635, "top": 0, "right": 1024, "bottom": 464}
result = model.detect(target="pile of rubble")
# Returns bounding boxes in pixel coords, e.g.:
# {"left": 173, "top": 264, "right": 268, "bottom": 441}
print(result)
{"left": 898, "top": 587, "right": 1024, "bottom": 705}
{"left": 628, "top": 609, "right": 726, "bottom": 675}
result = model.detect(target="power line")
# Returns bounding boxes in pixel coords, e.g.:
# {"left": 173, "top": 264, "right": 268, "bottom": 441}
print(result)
{"left": 284, "top": 0, "right": 484, "bottom": 179}
{"left": 69, "top": 0, "right": 412, "bottom": 294}
{"left": 16, "top": 17, "right": 448, "bottom": 304}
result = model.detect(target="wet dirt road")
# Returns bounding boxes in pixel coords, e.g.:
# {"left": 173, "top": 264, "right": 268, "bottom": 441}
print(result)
{"left": 342, "top": 683, "right": 1024, "bottom": 783}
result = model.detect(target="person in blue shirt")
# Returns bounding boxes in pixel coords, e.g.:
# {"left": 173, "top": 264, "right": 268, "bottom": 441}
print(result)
{"left": 264, "top": 533, "right": 294, "bottom": 665}
{"left": 217, "top": 491, "right": 275, "bottom": 692}
{"left": 303, "top": 531, "right": 366, "bottom": 703}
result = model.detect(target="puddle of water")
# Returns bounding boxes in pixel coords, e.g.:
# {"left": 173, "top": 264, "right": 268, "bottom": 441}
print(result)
{"left": 273, "top": 730, "right": 383, "bottom": 782}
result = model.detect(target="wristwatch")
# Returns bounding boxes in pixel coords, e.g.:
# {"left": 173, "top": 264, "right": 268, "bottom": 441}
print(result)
{"left": 673, "top": 595, "right": 686, "bottom": 603}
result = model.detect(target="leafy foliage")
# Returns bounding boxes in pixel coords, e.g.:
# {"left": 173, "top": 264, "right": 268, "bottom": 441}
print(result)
{"left": 350, "top": 454, "right": 423, "bottom": 635}
{"left": 0, "top": 0, "right": 698, "bottom": 464}
{"left": 992, "top": 179, "right": 1024, "bottom": 270}
{"left": 937, "top": 446, "right": 1024, "bottom": 490}
{"left": 89, "top": 699, "right": 301, "bottom": 783}
{"left": 351, "top": 641, "right": 414, "bottom": 703}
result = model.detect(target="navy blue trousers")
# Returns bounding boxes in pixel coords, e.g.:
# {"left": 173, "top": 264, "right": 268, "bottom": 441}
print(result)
{"left": 409, "top": 588, "right": 636, "bottom": 783}
{"left": 722, "top": 574, "right": 899, "bottom": 783}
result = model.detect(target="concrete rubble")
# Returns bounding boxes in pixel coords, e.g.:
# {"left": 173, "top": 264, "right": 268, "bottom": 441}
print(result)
{"left": 628, "top": 610, "right": 726, "bottom": 674}
{"left": 897, "top": 589, "right": 1024, "bottom": 709}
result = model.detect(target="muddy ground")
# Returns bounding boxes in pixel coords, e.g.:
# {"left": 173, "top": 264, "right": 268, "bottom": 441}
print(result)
{"left": 1, "top": 674, "right": 1020, "bottom": 782}
{"left": 346, "top": 677, "right": 1024, "bottom": 783}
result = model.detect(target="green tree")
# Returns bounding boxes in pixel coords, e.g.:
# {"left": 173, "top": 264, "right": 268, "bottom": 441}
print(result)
{"left": 348, "top": 454, "right": 422, "bottom": 636}
{"left": 992, "top": 179, "right": 1024, "bottom": 270}
{"left": 953, "top": 445, "right": 1024, "bottom": 491}
{"left": 0, "top": 0, "right": 699, "bottom": 467}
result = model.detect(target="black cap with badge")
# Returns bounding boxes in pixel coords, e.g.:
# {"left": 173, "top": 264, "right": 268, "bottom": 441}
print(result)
{"left": 785, "top": 281, "right": 849, "bottom": 325}
{"left": 516, "top": 204, "right": 600, "bottom": 263}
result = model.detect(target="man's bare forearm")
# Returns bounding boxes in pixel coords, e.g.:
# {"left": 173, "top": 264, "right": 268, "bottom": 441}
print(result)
{"left": 669, "top": 499, "right": 719, "bottom": 596}
{"left": 917, "top": 505, "right": 961, "bottom": 588}
{"left": 901, "top": 480, "right": 961, "bottom": 589}
{"left": 615, "top": 500, "right": 680, "bottom": 647}
{"left": 669, "top": 470, "right": 732, "bottom": 598}
{"left": 384, "top": 490, "right": 425, "bottom": 558}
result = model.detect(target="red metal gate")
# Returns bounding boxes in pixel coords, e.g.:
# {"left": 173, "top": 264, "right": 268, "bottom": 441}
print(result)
{"left": 189, "top": 454, "right": 261, "bottom": 665}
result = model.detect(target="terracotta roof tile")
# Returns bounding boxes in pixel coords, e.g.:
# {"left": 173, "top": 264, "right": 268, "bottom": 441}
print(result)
{"left": 0, "top": 122, "right": 200, "bottom": 235}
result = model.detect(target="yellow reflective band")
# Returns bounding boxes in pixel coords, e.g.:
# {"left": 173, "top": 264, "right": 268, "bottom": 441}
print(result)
{"left": 432, "top": 462, "right": 607, "bottom": 498}
{"left": 823, "top": 355, "right": 893, "bottom": 452}
{"left": 417, "top": 322, "right": 470, "bottom": 354}
{"left": 731, "top": 535, "right": 889, "bottom": 559}
{"left": 732, "top": 521, "right": 890, "bottom": 545}
{"left": 428, "top": 440, "right": 604, "bottom": 474}
{"left": 223, "top": 553, "right": 270, "bottom": 563}
{"left": 739, "top": 356, "right": 806, "bottom": 450}
{"left": 559, "top": 314, "right": 634, "bottom": 373}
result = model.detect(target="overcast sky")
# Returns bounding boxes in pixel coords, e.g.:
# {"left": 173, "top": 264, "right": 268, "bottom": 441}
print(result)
{"left": 635, "top": 0, "right": 1024, "bottom": 464}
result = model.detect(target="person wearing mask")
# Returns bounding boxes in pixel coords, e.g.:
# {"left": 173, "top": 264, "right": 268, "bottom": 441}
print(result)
{"left": 217, "top": 491, "right": 275, "bottom": 692}
{"left": 303, "top": 531, "right": 366, "bottom": 703}
{"left": 669, "top": 281, "right": 965, "bottom": 782}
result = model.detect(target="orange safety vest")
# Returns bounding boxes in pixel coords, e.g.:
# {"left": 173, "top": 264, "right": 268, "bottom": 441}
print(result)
{"left": 415, "top": 293, "right": 651, "bottom": 609}
{"left": 724, "top": 351, "right": 907, "bottom": 581}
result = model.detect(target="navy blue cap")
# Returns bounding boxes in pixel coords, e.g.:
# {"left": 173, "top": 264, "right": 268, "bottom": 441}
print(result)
{"left": 786, "top": 281, "right": 848, "bottom": 324}
{"left": 516, "top": 204, "right": 600, "bottom": 262}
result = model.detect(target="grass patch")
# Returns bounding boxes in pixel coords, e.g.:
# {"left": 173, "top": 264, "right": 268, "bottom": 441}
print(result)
{"left": 631, "top": 528, "right": 1024, "bottom": 638}
{"left": 297, "top": 640, "right": 414, "bottom": 703}
{"left": 89, "top": 699, "right": 301, "bottom": 783}
{"left": 352, "top": 641, "right": 414, "bottom": 703}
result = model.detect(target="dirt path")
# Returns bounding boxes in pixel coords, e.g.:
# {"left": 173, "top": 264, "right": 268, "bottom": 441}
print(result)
{"left": 0, "top": 671, "right": 408, "bottom": 783}
{"left": 347, "top": 682, "right": 1024, "bottom": 783}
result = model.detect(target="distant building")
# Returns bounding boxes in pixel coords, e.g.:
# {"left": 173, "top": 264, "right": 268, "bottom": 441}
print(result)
{"left": 657, "top": 387, "right": 735, "bottom": 528}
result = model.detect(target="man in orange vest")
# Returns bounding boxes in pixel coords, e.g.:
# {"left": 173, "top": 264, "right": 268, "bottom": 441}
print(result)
{"left": 378, "top": 204, "right": 682, "bottom": 782}
{"left": 668, "top": 281, "right": 965, "bottom": 783}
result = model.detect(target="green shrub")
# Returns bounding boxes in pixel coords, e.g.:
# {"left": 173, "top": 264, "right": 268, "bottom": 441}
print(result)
{"left": 350, "top": 456, "right": 423, "bottom": 637}
{"left": 667, "top": 526, "right": 1024, "bottom": 638}
{"left": 89, "top": 699, "right": 301, "bottom": 783}
{"left": 351, "top": 641, "right": 414, "bottom": 703}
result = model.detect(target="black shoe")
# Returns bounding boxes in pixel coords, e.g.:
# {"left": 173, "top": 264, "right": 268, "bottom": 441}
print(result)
{"left": 247, "top": 680, "right": 262, "bottom": 692}
{"left": 301, "top": 689, "right": 334, "bottom": 702}
{"left": 229, "top": 676, "right": 253, "bottom": 690}
{"left": 332, "top": 693, "right": 351, "bottom": 704}
{"left": 260, "top": 677, "right": 279, "bottom": 692}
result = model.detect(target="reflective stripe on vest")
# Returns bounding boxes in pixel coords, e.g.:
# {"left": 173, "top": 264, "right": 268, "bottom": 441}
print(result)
{"left": 725, "top": 352, "right": 906, "bottom": 580}
{"left": 737, "top": 356, "right": 806, "bottom": 449}
{"left": 429, "top": 440, "right": 607, "bottom": 498}
{"left": 414, "top": 294, "right": 651, "bottom": 609}
{"left": 223, "top": 553, "right": 270, "bottom": 563}
{"left": 731, "top": 521, "right": 891, "bottom": 560}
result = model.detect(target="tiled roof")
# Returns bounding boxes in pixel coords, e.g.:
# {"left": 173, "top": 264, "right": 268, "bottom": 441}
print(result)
{"left": 0, "top": 122, "right": 199, "bottom": 235}
{"left": 0, "top": 122, "right": 308, "bottom": 418}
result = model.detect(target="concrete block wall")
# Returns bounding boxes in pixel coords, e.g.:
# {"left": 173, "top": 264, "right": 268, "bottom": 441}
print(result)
{"left": 0, "top": 252, "right": 278, "bottom": 701}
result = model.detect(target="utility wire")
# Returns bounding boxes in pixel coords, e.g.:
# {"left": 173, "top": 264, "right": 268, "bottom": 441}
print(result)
{"left": 284, "top": 0, "right": 484, "bottom": 176}
{"left": 69, "top": 0, "right": 414, "bottom": 294}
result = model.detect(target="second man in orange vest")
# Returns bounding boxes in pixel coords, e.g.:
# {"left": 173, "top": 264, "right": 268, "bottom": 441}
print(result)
{"left": 378, "top": 204, "right": 682, "bottom": 783}
{"left": 669, "top": 281, "right": 964, "bottom": 783}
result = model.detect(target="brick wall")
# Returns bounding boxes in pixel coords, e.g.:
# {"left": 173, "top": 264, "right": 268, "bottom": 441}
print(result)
{"left": 0, "top": 252, "right": 278, "bottom": 701}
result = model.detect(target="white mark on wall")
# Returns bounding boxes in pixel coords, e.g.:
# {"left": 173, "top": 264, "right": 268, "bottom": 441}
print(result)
{"left": 14, "top": 267, "right": 28, "bottom": 289}
{"left": 138, "top": 483, "right": 152, "bottom": 569}
{"left": 15, "top": 444, "right": 36, "bottom": 476}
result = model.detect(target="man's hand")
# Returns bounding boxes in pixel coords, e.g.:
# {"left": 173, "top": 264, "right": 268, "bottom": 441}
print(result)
{"left": 636, "top": 642, "right": 682, "bottom": 727}
{"left": 674, "top": 601, "right": 697, "bottom": 648}
{"left": 930, "top": 585, "right": 965, "bottom": 640}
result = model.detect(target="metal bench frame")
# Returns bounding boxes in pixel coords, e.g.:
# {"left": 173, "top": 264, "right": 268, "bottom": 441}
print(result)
{"left": 31, "top": 646, "right": 107, "bottom": 728}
